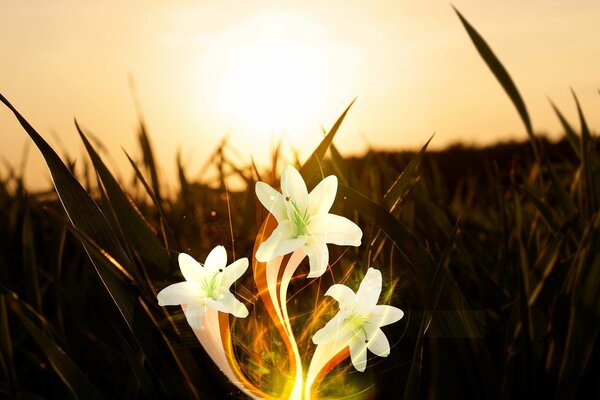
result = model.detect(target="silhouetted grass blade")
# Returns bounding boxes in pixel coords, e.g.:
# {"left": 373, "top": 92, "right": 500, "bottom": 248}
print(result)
{"left": 0, "top": 93, "right": 140, "bottom": 324}
{"left": 138, "top": 122, "right": 162, "bottom": 203}
{"left": 76, "top": 121, "right": 170, "bottom": 277}
{"left": 558, "top": 213, "right": 600, "bottom": 397}
{"left": 301, "top": 99, "right": 355, "bottom": 184}
{"left": 454, "top": 7, "right": 537, "bottom": 159}
{"left": 384, "top": 135, "right": 433, "bottom": 212}
{"left": 123, "top": 150, "right": 177, "bottom": 254}
{"left": 572, "top": 91, "right": 599, "bottom": 215}
{"left": 549, "top": 100, "right": 582, "bottom": 158}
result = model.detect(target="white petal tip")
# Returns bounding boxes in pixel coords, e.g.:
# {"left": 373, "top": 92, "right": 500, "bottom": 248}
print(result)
{"left": 307, "top": 270, "right": 325, "bottom": 279}
{"left": 235, "top": 308, "right": 249, "bottom": 318}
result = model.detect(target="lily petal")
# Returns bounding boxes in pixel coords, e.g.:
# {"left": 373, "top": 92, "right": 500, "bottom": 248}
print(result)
{"left": 157, "top": 282, "right": 199, "bottom": 306}
{"left": 305, "top": 239, "right": 329, "bottom": 278}
{"left": 178, "top": 253, "right": 203, "bottom": 282}
{"left": 349, "top": 339, "right": 368, "bottom": 372}
{"left": 356, "top": 268, "right": 382, "bottom": 308}
{"left": 256, "top": 221, "right": 307, "bottom": 261}
{"left": 281, "top": 165, "right": 309, "bottom": 214}
{"left": 367, "top": 329, "right": 390, "bottom": 357}
{"left": 221, "top": 258, "right": 249, "bottom": 289}
{"left": 184, "top": 302, "right": 207, "bottom": 329}
{"left": 204, "top": 245, "right": 227, "bottom": 274}
{"left": 255, "top": 182, "right": 287, "bottom": 223}
{"left": 308, "top": 175, "right": 337, "bottom": 215}
{"left": 372, "top": 304, "right": 404, "bottom": 327}
{"left": 312, "top": 312, "right": 349, "bottom": 345}
{"left": 325, "top": 284, "right": 356, "bottom": 308}
{"left": 309, "top": 214, "right": 362, "bottom": 247}
{"left": 208, "top": 291, "right": 249, "bottom": 318}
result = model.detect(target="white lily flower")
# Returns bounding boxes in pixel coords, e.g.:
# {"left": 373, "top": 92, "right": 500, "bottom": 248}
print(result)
{"left": 157, "top": 245, "right": 249, "bottom": 329}
{"left": 255, "top": 165, "right": 362, "bottom": 278}
{"left": 312, "top": 268, "right": 404, "bottom": 372}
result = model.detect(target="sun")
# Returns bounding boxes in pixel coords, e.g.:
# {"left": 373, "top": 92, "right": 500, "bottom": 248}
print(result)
{"left": 216, "top": 13, "right": 330, "bottom": 140}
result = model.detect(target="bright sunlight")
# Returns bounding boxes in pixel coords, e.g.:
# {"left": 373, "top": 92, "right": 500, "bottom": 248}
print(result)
{"left": 215, "top": 13, "right": 330, "bottom": 141}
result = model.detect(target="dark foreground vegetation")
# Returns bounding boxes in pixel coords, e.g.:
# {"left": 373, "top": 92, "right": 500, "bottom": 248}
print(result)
{"left": 1, "top": 9, "right": 598, "bottom": 400}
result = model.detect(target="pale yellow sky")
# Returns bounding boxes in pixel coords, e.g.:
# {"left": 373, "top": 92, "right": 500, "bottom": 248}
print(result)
{"left": 1, "top": 1, "right": 599, "bottom": 189}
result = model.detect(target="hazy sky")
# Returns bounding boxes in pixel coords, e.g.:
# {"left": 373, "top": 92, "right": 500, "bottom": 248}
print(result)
{"left": 1, "top": 1, "right": 599, "bottom": 189}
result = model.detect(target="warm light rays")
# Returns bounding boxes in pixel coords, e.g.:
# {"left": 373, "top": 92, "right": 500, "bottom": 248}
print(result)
{"left": 214, "top": 13, "right": 331, "bottom": 146}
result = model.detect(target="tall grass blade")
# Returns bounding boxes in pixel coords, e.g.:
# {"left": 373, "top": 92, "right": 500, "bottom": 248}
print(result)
{"left": 454, "top": 7, "right": 537, "bottom": 159}
{"left": 549, "top": 100, "right": 581, "bottom": 159}
{"left": 572, "top": 91, "right": 598, "bottom": 214}
{"left": 558, "top": 213, "right": 600, "bottom": 397}
{"left": 138, "top": 122, "right": 162, "bottom": 203}
{"left": 76, "top": 121, "right": 170, "bottom": 276}
{"left": 404, "top": 219, "right": 462, "bottom": 399}
{"left": 384, "top": 135, "right": 433, "bottom": 212}
{"left": 0, "top": 93, "right": 140, "bottom": 326}
{"left": 123, "top": 150, "right": 177, "bottom": 253}
{"left": 301, "top": 99, "right": 355, "bottom": 184}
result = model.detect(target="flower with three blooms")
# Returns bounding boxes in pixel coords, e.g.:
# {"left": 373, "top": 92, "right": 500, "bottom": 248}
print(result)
{"left": 312, "top": 268, "right": 404, "bottom": 372}
{"left": 157, "top": 245, "right": 249, "bottom": 329}
{"left": 254, "top": 165, "right": 363, "bottom": 278}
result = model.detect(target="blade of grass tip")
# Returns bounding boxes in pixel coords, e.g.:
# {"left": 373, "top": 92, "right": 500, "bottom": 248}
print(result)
{"left": 385, "top": 135, "right": 433, "bottom": 213}
{"left": 137, "top": 120, "right": 162, "bottom": 202}
{"left": 76, "top": 120, "right": 170, "bottom": 276}
{"left": 11, "top": 299, "right": 103, "bottom": 400}
{"left": 453, "top": 7, "right": 538, "bottom": 160}
{"left": 300, "top": 98, "right": 356, "bottom": 184}
{"left": 549, "top": 99, "right": 581, "bottom": 159}
{"left": 0, "top": 93, "right": 139, "bottom": 327}
{"left": 123, "top": 149, "right": 177, "bottom": 254}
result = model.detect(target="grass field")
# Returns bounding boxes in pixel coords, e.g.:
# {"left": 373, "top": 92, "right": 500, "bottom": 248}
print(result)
{"left": 1, "top": 10, "right": 599, "bottom": 399}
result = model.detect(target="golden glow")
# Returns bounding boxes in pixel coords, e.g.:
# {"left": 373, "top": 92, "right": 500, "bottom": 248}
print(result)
{"left": 215, "top": 13, "right": 329, "bottom": 140}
